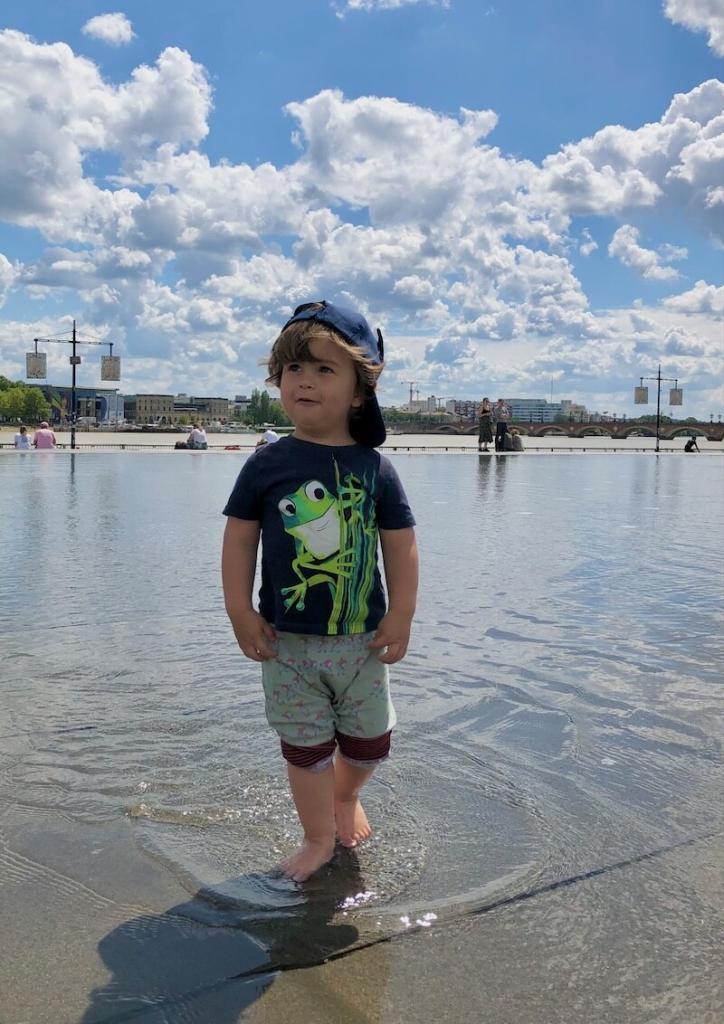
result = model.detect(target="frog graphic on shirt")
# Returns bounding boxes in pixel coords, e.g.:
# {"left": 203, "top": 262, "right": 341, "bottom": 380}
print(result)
{"left": 277, "top": 462, "right": 377, "bottom": 634}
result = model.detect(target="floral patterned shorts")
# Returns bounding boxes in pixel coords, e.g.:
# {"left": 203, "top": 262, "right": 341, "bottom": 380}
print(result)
{"left": 261, "top": 632, "right": 396, "bottom": 747}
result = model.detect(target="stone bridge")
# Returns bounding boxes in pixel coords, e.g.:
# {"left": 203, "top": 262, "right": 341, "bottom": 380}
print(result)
{"left": 442, "top": 421, "right": 724, "bottom": 442}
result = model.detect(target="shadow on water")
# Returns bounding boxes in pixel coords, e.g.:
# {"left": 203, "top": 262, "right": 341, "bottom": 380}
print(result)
{"left": 81, "top": 852, "right": 377, "bottom": 1023}
{"left": 78, "top": 827, "right": 719, "bottom": 1024}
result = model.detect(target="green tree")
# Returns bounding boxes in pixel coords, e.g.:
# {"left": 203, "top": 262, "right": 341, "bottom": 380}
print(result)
{"left": 244, "top": 388, "right": 291, "bottom": 426}
{"left": 259, "top": 390, "right": 271, "bottom": 422}
{"left": 0, "top": 387, "right": 26, "bottom": 422}
{"left": 246, "top": 389, "right": 262, "bottom": 424}
{"left": 266, "top": 399, "right": 291, "bottom": 426}
{"left": 22, "top": 388, "right": 51, "bottom": 423}
{"left": 637, "top": 414, "right": 672, "bottom": 424}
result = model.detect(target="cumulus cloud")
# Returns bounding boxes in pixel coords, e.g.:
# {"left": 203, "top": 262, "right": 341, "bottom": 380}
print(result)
{"left": 663, "top": 324, "right": 709, "bottom": 355}
{"left": 338, "top": 0, "right": 448, "bottom": 13}
{"left": 664, "top": 279, "right": 724, "bottom": 316}
{"left": 608, "top": 225, "right": 686, "bottom": 280}
{"left": 664, "top": 0, "right": 724, "bottom": 56}
{"left": 537, "top": 80, "right": 724, "bottom": 241}
{"left": 82, "top": 13, "right": 135, "bottom": 46}
{"left": 0, "top": 253, "right": 19, "bottom": 306}
{"left": 285, "top": 90, "right": 501, "bottom": 224}
{"left": 630, "top": 312, "right": 658, "bottom": 333}
{"left": 579, "top": 228, "right": 598, "bottom": 256}
{"left": 0, "top": 31, "right": 211, "bottom": 242}
{"left": 0, "top": 29, "right": 721, "bottom": 415}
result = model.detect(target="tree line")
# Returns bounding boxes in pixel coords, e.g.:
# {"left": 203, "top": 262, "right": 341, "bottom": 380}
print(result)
{"left": 237, "top": 389, "right": 291, "bottom": 427}
{"left": 0, "top": 377, "right": 51, "bottom": 424}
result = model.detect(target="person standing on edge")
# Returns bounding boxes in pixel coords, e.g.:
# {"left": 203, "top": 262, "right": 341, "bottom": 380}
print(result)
{"left": 221, "top": 301, "right": 418, "bottom": 883}
{"left": 14, "top": 425, "right": 31, "bottom": 449}
{"left": 33, "top": 421, "right": 57, "bottom": 449}
{"left": 477, "top": 397, "right": 493, "bottom": 452}
{"left": 494, "top": 398, "right": 511, "bottom": 452}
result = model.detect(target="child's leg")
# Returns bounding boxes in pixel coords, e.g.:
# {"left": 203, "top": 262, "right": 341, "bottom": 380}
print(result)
{"left": 334, "top": 757, "right": 377, "bottom": 848}
{"left": 334, "top": 730, "right": 392, "bottom": 847}
{"left": 280, "top": 760, "right": 336, "bottom": 882}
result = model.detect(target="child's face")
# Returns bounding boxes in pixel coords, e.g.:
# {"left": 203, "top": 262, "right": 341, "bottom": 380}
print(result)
{"left": 279, "top": 335, "right": 362, "bottom": 443}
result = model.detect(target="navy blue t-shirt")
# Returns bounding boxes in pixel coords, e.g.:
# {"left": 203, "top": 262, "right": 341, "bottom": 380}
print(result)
{"left": 223, "top": 437, "right": 415, "bottom": 636}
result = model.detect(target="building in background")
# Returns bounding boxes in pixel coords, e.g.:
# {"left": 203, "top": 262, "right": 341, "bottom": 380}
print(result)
{"left": 560, "top": 400, "right": 589, "bottom": 421}
{"left": 445, "top": 399, "right": 479, "bottom": 420}
{"left": 439, "top": 396, "right": 591, "bottom": 423}
{"left": 26, "top": 384, "right": 124, "bottom": 424}
{"left": 123, "top": 394, "right": 174, "bottom": 424}
{"left": 120, "top": 394, "right": 230, "bottom": 425}
{"left": 172, "top": 394, "right": 230, "bottom": 424}
{"left": 505, "top": 399, "right": 563, "bottom": 423}
{"left": 408, "top": 395, "right": 439, "bottom": 414}
{"left": 233, "top": 394, "right": 251, "bottom": 418}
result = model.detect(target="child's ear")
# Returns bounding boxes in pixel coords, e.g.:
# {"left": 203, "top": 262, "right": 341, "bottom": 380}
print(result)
{"left": 351, "top": 393, "right": 364, "bottom": 409}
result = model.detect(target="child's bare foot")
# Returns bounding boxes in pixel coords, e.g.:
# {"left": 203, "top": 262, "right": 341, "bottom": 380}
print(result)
{"left": 335, "top": 797, "right": 372, "bottom": 848}
{"left": 277, "top": 838, "right": 335, "bottom": 882}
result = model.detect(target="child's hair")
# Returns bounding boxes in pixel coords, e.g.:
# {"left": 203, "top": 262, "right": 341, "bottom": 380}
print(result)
{"left": 266, "top": 305, "right": 383, "bottom": 394}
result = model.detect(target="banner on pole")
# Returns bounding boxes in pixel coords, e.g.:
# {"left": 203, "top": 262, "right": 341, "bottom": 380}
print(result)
{"left": 669, "top": 388, "right": 683, "bottom": 406}
{"left": 26, "top": 353, "right": 47, "bottom": 379}
{"left": 101, "top": 355, "right": 121, "bottom": 381}
{"left": 634, "top": 386, "right": 648, "bottom": 404}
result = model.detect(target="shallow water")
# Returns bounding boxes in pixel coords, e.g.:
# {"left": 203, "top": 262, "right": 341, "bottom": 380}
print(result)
{"left": 1, "top": 452, "right": 723, "bottom": 1018}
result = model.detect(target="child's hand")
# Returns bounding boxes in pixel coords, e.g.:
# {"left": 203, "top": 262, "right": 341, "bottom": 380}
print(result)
{"left": 231, "top": 609, "right": 277, "bottom": 662}
{"left": 368, "top": 612, "right": 412, "bottom": 664}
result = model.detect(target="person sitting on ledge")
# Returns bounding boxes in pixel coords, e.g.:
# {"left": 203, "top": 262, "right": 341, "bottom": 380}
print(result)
{"left": 684, "top": 436, "right": 699, "bottom": 453}
{"left": 14, "top": 425, "right": 32, "bottom": 450}
{"left": 33, "top": 421, "right": 57, "bottom": 449}
{"left": 187, "top": 423, "right": 208, "bottom": 450}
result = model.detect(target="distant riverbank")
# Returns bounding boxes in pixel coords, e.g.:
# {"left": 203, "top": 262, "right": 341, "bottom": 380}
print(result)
{"left": 1, "top": 429, "right": 722, "bottom": 453}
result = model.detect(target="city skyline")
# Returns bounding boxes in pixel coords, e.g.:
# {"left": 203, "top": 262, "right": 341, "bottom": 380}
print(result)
{"left": 0, "top": 2, "right": 722, "bottom": 418}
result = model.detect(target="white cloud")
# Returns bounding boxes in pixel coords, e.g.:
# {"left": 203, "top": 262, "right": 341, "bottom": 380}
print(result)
{"left": 608, "top": 225, "right": 685, "bottom": 280}
{"left": 537, "top": 80, "right": 724, "bottom": 241}
{"left": 0, "top": 31, "right": 212, "bottom": 243}
{"left": 338, "top": 0, "right": 448, "bottom": 13}
{"left": 664, "top": 0, "right": 724, "bottom": 56}
{"left": 664, "top": 279, "right": 724, "bottom": 316}
{"left": 0, "top": 30, "right": 721, "bottom": 417}
{"left": 285, "top": 90, "right": 501, "bottom": 224}
{"left": 0, "top": 253, "right": 19, "bottom": 306}
{"left": 82, "top": 13, "right": 135, "bottom": 46}
{"left": 579, "top": 228, "right": 598, "bottom": 256}
{"left": 663, "top": 324, "right": 709, "bottom": 355}
{"left": 630, "top": 312, "right": 658, "bottom": 333}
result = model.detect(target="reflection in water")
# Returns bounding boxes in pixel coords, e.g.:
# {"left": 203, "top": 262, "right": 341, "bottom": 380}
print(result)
{"left": 1, "top": 453, "right": 722, "bottom": 1021}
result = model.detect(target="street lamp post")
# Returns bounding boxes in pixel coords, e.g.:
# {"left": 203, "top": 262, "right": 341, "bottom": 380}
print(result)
{"left": 634, "top": 364, "right": 683, "bottom": 454}
{"left": 32, "top": 321, "right": 118, "bottom": 450}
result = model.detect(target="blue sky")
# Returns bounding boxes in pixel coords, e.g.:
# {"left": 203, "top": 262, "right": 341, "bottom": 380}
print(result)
{"left": 0, "top": 0, "right": 722, "bottom": 416}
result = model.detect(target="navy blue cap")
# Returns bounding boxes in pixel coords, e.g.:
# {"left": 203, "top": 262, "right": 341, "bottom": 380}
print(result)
{"left": 282, "top": 301, "right": 386, "bottom": 448}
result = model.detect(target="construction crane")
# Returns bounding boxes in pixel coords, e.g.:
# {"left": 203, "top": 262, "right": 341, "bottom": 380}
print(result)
{"left": 403, "top": 381, "right": 417, "bottom": 407}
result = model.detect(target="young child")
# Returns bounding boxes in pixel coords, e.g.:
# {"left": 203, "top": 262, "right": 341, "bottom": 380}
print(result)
{"left": 222, "top": 301, "right": 418, "bottom": 882}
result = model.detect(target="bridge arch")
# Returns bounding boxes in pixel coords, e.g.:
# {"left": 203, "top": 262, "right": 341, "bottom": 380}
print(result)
{"left": 620, "top": 426, "right": 656, "bottom": 438}
{"left": 576, "top": 427, "right": 612, "bottom": 438}
{"left": 670, "top": 427, "right": 707, "bottom": 438}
